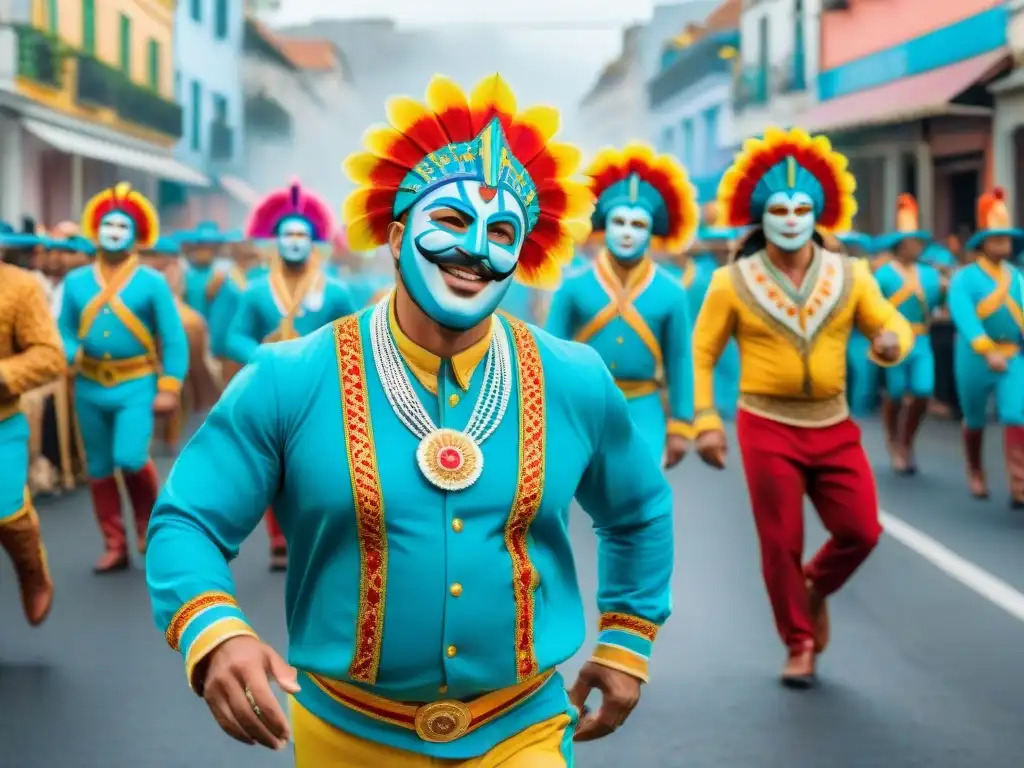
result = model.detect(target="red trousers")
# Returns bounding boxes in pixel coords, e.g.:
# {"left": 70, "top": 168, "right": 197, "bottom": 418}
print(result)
{"left": 736, "top": 409, "right": 883, "bottom": 651}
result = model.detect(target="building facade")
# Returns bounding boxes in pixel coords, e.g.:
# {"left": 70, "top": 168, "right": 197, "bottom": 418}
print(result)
{"left": 0, "top": 0, "right": 206, "bottom": 226}
{"left": 990, "top": 0, "right": 1024, "bottom": 226}
{"left": 648, "top": 0, "right": 741, "bottom": 201}
{"left": 164, "top": 0, "right": 254, "bottom": 228}
{"left": 575, "top": 26, "right": 646, "bottom": 158}
{"left": 801, "top": 0, "right": 1008, "bottom": 237}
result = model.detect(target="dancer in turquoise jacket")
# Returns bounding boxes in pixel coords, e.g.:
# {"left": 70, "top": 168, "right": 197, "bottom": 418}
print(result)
{"left": 873, "top": 194, "right": 942, "bottom": 474}
{"left": 59, "top": 183, "right": 188, "bottom": 572}
{"left": 546, "top": 143, "right": 699, "bottom": 466}
{"left": 838, "top": 231, "right": 880, "bottom": 418}
{"left": 146, "top": 73, "right": 672, "bottom": 766}
{"left": 949, "top": 186, "right": 1024, "bottom": 506}
{"left": 178, "top": 221, "right": 244, "bottom": 362}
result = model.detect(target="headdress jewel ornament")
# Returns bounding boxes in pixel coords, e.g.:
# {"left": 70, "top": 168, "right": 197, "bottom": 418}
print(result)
{"left": 584, "top": 142, "right": 700, "bottom": 252}
{"left": 716, "top": 126, "right": 857, "bottom": 233}
{"left": 81, "top": 181, "right": 160, "bottom": 250}
{"left": 245, "top": 180, "right": 334, "bottom": 242}
{"left": 341, "top": 72, "right": 594, "bottom": 288}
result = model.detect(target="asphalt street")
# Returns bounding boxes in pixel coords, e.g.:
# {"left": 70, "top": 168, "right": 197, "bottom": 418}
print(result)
{"left": 2, "top": 416, "right": 1023, "bottom": 768}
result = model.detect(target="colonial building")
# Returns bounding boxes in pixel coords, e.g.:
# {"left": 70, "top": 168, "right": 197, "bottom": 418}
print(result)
{"left": 800, "top": 0, "right": 1009, "bottom": 237}
{"left": 648, "top": 0, "right": 741, "bottom": 201}
{"left": 990, "top": 0, "right": 1024, "bottom": 225}
{"left": 575, "top": 25, "right": 646, "bottom": 158}
{"left": 0, "top": 0, "right": 206, "bottom": 225}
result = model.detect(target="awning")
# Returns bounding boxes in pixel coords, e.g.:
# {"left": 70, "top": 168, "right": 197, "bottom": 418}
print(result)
{"left": 22, "top": 118, "right": 210, "bottom": 187}
{"left": 800, "top": 50, "right": 1008, "bottom": 133}
{"left": 219, "top": 175, "right": 262, "bottom": 206}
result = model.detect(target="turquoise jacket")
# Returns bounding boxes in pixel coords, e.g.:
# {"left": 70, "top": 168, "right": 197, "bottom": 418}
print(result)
{"left": 874, "top": 261, "right": 944, "bottom": 329}
{"left": 347, "top": 272, "right": 395, "bottom": 308}
{"left": 58, "top": 260, "right": 189, "bottom": 386}
{"left": 184, "top": 259, "right": 246, "bottom": 358}
{"left": 498, "top": 279, "right": 543, "bottom": 323}
{"left": 146, "top": 311, "right": 673, "bottom": 758}
{"left": 948, "top": 259, "right": 1024, "bottom": 350}
{"left": 225, "top": 273, "right": 355, "bottom": 364}
{"left": 545, "top": 256, "right": 694, "bottom": 432}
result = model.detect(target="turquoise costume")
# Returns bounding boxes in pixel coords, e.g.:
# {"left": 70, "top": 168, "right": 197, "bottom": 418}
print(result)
{"left": 62, "top": 182, "right": 189, "bottom": 571}
{"left": 874, "top": 260, "right": 943, "bottom": 399}
{"left": 178, "top": 221, "right": 243, "bottom": 359}
{"left": 547, "top": 143, "right": 700, "bottom": 460}
{"left": 147, "top": 74, "right": 671, "bottom": 764}
{"left": 839, "top": 232, "right": 879, "bottom": 417}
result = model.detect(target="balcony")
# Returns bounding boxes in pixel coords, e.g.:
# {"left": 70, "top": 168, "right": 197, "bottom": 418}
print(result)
{"left": 210, "top": 121, "right": 234, "bottom": 161}
{"left": 732, "top": 66, "right": 769, "bottom": 112}
{"left": 76, "top": 55, "right": 183, "bottom": 139}
{"left": 648, "top": 31, "right": 740, "bottom": 110}
{"left": 14, "top": 25, "right": 65, "bottom": 89}
{"left": 776, "top": 55, "right": 808, "bottom": 95}
{"left": 245, "top": 93, "right": 292, "bottom": 138}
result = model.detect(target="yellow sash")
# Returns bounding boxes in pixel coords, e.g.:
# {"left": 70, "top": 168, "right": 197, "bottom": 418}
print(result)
{"left": 887, "top": 263, "right": 928, "bottom": 322}
{"left": 976, "top": 259, "right": 1024, "bottom": 327}
{"left": 681, "top": 260, "right": 695, "bottom": 289}
{"left": 267, "top": 264, "right": 320, "bottom": 342}
{"left": 575, "top": 252, "right": 662, "bottom": 368}
{"left": 78, "top": 256, "right": 156, "bottom": 358}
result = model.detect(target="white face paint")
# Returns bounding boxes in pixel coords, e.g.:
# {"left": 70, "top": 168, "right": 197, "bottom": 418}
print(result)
{"left": 277, "top": 217, "right": 313, "bottom": 263}
{"left": 97, "top": 211, "right": 135, "bottom": 253}
{"left": 762, "top": 191, "right": 816, "bottom": 251}
{"left": 604, "top": 204, "right": 653, "bottom": 261}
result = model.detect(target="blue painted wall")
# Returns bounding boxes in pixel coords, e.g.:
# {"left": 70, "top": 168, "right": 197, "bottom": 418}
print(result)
{"left": 817, "top": 6, "right": 1007, "bottom": 101}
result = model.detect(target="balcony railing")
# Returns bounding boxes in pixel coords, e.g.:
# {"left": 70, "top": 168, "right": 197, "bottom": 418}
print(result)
{"left": 245, "top": 93, "right": 292, "bottom": 138}
{"left": 732, "top": 65, "right": 769, "bottom": 112}
{"left": 15, "top": 25, "right": 65, "bottom": 89}
{"left": 75, "top": 55, "right": 183, "bottom": 138}
{"left": 210, "top": 121, "right": 234, "bottom": 160}
{"left": 648, "top": 31, "right": 740, "bottom": 110}
{"left": 776, "top": 56, "right": 808, "bottom": 95}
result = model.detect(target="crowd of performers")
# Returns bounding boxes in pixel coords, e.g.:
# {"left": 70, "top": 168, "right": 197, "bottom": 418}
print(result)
{"left": 1, "top": 72, "right": 1023, "bottom": 764}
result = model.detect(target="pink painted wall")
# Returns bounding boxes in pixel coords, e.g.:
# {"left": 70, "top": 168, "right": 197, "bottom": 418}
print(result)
{"left": 820, "top": 0, "right": 1004, "bottom": 71}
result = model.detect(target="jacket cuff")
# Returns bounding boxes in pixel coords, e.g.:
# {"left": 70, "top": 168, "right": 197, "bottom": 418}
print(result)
{"left": 165, "top": 592, "right": 258, "bottom": 691}
{"left": 970, "top": 336, "right": 996, "bottom": 355}
{"left": 157, "top": 375, "right": 183, "bottom": 394}
{"left": 591, "top": 612, "right": 660, "bottom": 683}
{"left": 667, "top": 418, "right": 694, "bottom": 440}
{"left": 694, "top": 408, "right": 723, "bottom": 436}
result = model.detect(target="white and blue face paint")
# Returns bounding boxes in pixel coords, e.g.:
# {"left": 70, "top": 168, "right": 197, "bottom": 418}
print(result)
{"left": 277, "top": 216, "right": 314, "bottom": 264}
{"left": 605, "top": 204, "right": 653, "bottom": 262}
{"left": 762, "top": 191, "right": 816, "bottom": 251}
{"left": 97, "top": 211, "right": 135, "bottom": 253}
{"left": 399, "top": 179, "right": 526, "bottom": 330}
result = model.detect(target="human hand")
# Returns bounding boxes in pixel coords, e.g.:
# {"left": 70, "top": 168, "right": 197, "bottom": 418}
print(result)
{"left": 663, "top": 433, "right": 688, "bottom": 469}
{"left": 568, "top": 661, "right": 642, "bottom": 742}
{"left": 871, "top": 330, "right": 901, "bottom": 363}
{"left": 153, "top": 390, "right": 180, "bottom": 414}
{"left": 696, "top": 430, "right": 727, "bottom": 469}
{"left": 198, "top": 635, "right": 301, "bottom": 749}
{"left": 984, "top": 350, "right": 1008, "bottom": 373}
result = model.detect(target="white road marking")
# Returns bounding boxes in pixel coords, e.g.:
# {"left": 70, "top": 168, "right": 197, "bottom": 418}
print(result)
{"left": 880, "top": 510, "right": 1024, "bottom": 623}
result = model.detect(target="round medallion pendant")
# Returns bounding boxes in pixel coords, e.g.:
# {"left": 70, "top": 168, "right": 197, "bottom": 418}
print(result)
{"left": 413, "top": 700, "right": 472, "bottom": 743}
{"left": 416, "top": 429, "right": 483, "bottom": 492}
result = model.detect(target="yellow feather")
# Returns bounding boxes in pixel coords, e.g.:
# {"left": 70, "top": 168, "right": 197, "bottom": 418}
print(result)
{"left": 512, "top": 105, "right": 560, "bottom": 144}
{"left": 469, "top": 72, "right": 517, "bottom": 117}
{"left": 344, "top": 213, "right": 388, "bottom": 251}
{"left": 343, "top": 152, "right": 385, "bottom": 184}
{"left": 341, "top": 188, "right": 384, "bottom": 223}
{"left": 425, "top": 74, "right": 470, "bottom": 116}
{"left": 363, "top": 125, "right": 414, "bottom": 167}
{"left": 556, "top": 180, "right": 597, "bottom": 219}
{"left": 385, "top": 96, "right": 436, "bottom": 146}
{"left": 537, "top": 143, "right": 582, "bottom": 177}
{"left": 563, "top": 218, "right": 592, "bottom": 244}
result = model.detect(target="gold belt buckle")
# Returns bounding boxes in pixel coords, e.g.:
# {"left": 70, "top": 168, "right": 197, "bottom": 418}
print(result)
{"left": 99, "top": 367, "right": 117, "bottom": 386}
{"left": 413, "top": 699, "right": 472, "bottom": 743}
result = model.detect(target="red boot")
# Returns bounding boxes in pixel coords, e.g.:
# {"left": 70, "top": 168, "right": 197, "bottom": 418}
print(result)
{"left": 265, "top": 510, "right": 287, "bottom": 571}
{"left": 123, "top": 460, "right": 160, "bottom": 554}
{"left": 1004, "top": 426, "right": 1024, "bottom": 509}
{"left": 0, "top": 500, "right": 54, "bottom": 625}
{"left": 90, "top": 477, "right": 128, "bottom": 573}
{"left": 963, "top": 427, "right": 989, "bottom": 499}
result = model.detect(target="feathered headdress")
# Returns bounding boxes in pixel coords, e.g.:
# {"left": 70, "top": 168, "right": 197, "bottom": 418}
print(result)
{"left": 246, "top": 180, "right": 334, "bottom": 242}
{"left": 81, "top": 182, "right": 159, "bottom": 250}
{"left": 717, "top": 126, "right": 857, "bottom": 233}
{"left": 341, "top": 72, "right": 593, "bottom": 288}
{"left": 584, "top": 142, "right": 699, "bottom": 253}
{"left": 965, "top": 186, "right": 1024, "bottom": 251}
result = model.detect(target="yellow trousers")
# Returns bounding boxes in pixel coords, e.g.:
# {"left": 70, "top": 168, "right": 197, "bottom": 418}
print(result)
{"left": 292, "top": 699, "right": 572, "bottom": 767}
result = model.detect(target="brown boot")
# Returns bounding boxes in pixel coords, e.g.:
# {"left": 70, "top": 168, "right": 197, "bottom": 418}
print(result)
{"left": 0, "top": 501, "right": 54, "bottom": 626}
{"left": 780, "top": 646, "right": 817, "bottom": 689}
{"left": 901, "top": 397, "right": 929, "bottom": 475}
{"left": 123, "top": 460, "right": 159, "bottom": 554}
{"left": 882, "top": 397, "right": 907, "bottom": 473}
{"left": 807, "top": 579, "right": 830, "bottom": 654}
{"left": 90, "top": 477, "right": 129, "bottom": 573}
{"left": 963, "top": 427, "right": 989, "bottom": 499}
{"left": 1004, "top": 426, "right": 1024, "bottom": 509}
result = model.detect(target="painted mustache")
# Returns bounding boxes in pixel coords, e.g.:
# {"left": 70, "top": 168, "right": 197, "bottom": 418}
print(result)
{"left": 415, "top": 241, "right": 515, "bottom": 282}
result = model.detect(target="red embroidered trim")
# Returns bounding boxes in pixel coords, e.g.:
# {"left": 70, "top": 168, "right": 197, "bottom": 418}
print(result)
{"left": 598, "top": 612, "right": 659, "bottom": 643}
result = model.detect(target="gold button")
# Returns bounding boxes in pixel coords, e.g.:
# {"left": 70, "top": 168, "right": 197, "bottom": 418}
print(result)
{"left": 449, "top": 583, "right": 462, "bottom": 597}
{"left": 616, "top": 336, "right": 624, "bottom": 344}
{"left": 451, "top": 518, "right": 463, "bottom": 533}
{"left": 609, "top": 362, "right": 617, "bottom": 370}
{"left": 103, "top": 352, "right": 111, "bottom": 360}
{"left": 438, "top": 685, "right": 448, "bottom": 694}
{"left": 446, "top": 645, "right": 457, "bottom": 658}
{"left": 448, "top": 393, "right": 459, "bottom": 407}
{"left": 103, "top": 330, "right": 110, "bottom": 337}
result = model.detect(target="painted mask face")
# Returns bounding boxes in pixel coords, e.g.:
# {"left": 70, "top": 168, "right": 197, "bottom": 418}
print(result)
{"left": 604, "top": 204, "right": 653, "bottom": 262}
{"left": 762, "top": 191, "right": 816, "bottom": 251}
{"left": 398, "top": 179, "right": 526, "bottom": 330}
{"left": 277, "top": 217, "right": 314, "bottom": 264}
{"left": 97, "top": 211, "right": 135, "bottom": 253}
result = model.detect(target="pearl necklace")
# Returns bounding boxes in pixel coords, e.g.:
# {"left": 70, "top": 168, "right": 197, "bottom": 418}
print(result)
{"left": 369, "top": 296, "right": 512, "bottom": 491}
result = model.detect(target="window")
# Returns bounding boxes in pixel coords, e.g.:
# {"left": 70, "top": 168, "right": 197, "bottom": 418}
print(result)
{"left": 660, "top": 127, "right": 675, "bottom": 154}
{"left": 757, "top": 15, "right": 770, "bottom": 99}
{"left": 681, "top": 119, "right": 694, "bottom": 168}
{"left": 81, "top": 0, "right": 95, "bottom": 54}
{"left": 190, "top": 80, "right": 202, "bottom": 151}
{"left": 191, "top": 0, "right": 202, "bottom": 22}
{"left": 213, "top": 93, "right": 227, "bottom": 123}
{"left": 47, "top": 0, "right": 58, "bottom": 34}
{"left": 792, "top": 0, "right": 806, "bottom": 90}
{"left": 214, "top": 0, "right": 228, "bottom": 39}
{"left": 147, "top": 39, "right": 160, "bottom": 90}
{"left": 118, "top": 14, "right": 131, "bottom": 76}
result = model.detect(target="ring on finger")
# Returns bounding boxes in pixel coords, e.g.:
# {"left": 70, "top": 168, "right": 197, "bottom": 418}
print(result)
{"left": 244, "top": 687, "right": 264, "bottom": 721}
